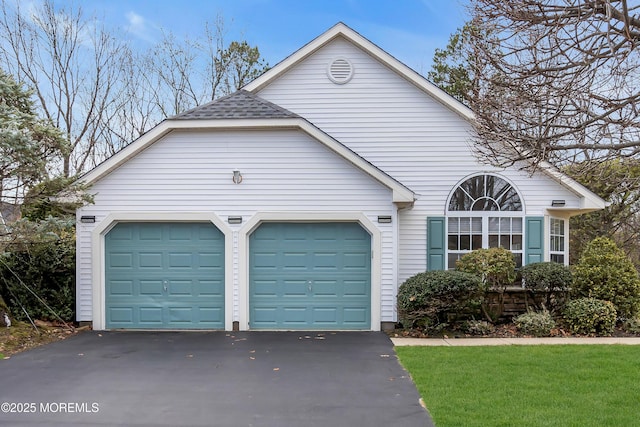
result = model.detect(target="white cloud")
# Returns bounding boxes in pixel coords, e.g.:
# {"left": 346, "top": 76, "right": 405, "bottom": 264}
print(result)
{"left": 125, "top": 11, "right": 157, "bottom": 43}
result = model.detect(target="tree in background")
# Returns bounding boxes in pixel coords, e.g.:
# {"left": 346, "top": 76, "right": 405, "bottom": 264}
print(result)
{"left": 429, "top": 2, "right": 640, "bottom": 265}
{"left": 0, "top": 69, "right": 68, "bottom": 209}
{"left": 467, "top": 0, "right": 640, "bottom": 171}
{"left": 427, "top": 23, "right": 475, "bottom": 105}
{"left": 0, "top": 0, "right": 269, "bottom": 176}
{"left": 0, "top": 69, "right": 79, "bottom": 323}
{"left": 566, "top": 159, "right": 640, "bottom": 269}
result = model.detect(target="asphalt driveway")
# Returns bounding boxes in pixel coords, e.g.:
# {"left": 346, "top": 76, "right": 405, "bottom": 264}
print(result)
{"left": 0, "top": 331, "right": 433, "bottom": 426}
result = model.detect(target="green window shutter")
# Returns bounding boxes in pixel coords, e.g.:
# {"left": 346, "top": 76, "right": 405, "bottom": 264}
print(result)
{"left": 427, "top": 217, "right": 446, "bottom": 271}
{"left": 525, "top": 216, "right": 544, "bottom": 265}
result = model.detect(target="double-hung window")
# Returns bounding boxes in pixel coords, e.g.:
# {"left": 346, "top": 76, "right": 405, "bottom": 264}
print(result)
{"left": 549, "top": 218, "right": 566, "bottom": 264}
{"left": 447, "top": 174, "right": 524, "bottom": 268}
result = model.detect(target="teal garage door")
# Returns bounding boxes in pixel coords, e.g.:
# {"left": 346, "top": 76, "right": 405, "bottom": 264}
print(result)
{"left": 249, "top": 222, "right": 371, "bottom": 330}
{"left": 105, "top": 222, "right": 224, "bottom": 329}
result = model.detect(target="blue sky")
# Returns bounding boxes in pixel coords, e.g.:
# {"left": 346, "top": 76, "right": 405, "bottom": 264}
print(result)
{"left": 84, "top": 0, "right": 470, "bottom": 74}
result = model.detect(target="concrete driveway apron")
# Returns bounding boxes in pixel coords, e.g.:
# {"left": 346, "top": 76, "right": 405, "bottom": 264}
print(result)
{"left": 0, "top": 331, "right": 433, "bottom": 426}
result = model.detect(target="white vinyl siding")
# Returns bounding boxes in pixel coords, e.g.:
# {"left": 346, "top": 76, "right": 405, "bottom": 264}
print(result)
{"left": 256, "top": 38, "right": 585, "bottom": 284}
{"left": 76, "top": 128, "right": 395, "bottom": 325}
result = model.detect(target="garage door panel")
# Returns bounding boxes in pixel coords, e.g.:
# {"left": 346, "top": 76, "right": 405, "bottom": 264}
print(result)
{"left": 253, "top": 252, "right": 278, "bottom": 269}
{"left": 282, "top": 307, "right": 307, "bottom": 324}
{"left": 313, "top": 252, "right": 338, "bottom": 269}
{"left": 250, "top": 222, "right": 371, "bottom": 330}
{"left": 253, "top": 280, "right": 277, "bottom": 296}
{"left": 198, "top": 307, "right": 223, "bottom": 324}
{"left": 139, "top": 280, "right": 163, "bottom": 295}
{"left": 282, "top": 252, "right": 307, "bottom": 270}
{"left": 109, "top": 307, "right": 134, "bottom": 324}
{"left": 139, "top": 252, "right": 163, "bottom": 268}
{"left": 109, "top": 252, "right": 134, "bottom": 268}
{"left": 139, "top": 307, "right": 163, "bottom": 323}
{"left": 343, "top": 252, "right": 368, "bottom": 269}
{"left": 199, "top": 280, "right": 223, "bottom": 296}
{"left": 105, "top": 222, "right": 224, "bottom": 329}
{"left": 139, "top": 225, "right": 162, "bottom": 240}
{"left": 344, "top": 280, "right": 368, "bottom": 296}
{"left": 313, "top": 280, "right": 338, "bottom": 296}
{"left": 168, "top": 280, "right": 193, "bottom": 296}
{"left": 282, "top": 280, "right": 308, "bottom": 296}
{"left": 199, "top": 252, "right": 221, "bottom": 268}
{"left": 252, "top": 307, "right": 278, "bottom": 325}
{"left": 168, "top": 252, "right": 193, "bottom": 268}
{"left": 343, "top": 307, "right": 368, "bottom": 324}
{"left": 312, "top": 307, "right": 338, "bottom": 324}
{"left": 109, "top": 281, "right": 133, "bottom": 296}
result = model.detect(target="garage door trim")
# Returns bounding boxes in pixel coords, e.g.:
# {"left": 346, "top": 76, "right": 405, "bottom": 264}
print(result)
{"left": 238, "top": 212, "right": 382, "bottom": 331}
{"left": 90, "top": 212, "right": 233, "bottom": 330}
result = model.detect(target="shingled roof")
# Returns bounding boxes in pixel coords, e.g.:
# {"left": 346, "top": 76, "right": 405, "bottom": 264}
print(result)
{"left": 173, "top": 90, "right": 300, "bottom": 120}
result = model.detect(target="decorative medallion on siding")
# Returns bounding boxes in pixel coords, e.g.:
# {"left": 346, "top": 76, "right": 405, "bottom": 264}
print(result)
{"left": 327, "top": 57, "right": 354, "bottom": 84}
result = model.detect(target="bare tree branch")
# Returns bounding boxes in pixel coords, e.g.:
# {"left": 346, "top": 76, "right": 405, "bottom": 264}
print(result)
{"left": 469, "top": 0, "right": 640, "bottom": 171}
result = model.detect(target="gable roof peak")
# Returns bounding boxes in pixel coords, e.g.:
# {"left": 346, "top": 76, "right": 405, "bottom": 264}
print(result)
{"left": 242, "top": 22, "right": 474, "bottom": 121}
{"left": 172, "top": 90, "right": 300, "bottom": 120}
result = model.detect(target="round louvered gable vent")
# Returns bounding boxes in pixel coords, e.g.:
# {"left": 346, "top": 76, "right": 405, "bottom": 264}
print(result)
{"left": 327, "top": 57, "right": 354, "bottom": 84}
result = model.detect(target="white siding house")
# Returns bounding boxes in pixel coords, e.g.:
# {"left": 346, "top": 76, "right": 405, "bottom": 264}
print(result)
{"left": 76, "top": 23, "right": 605, "bottom": 331}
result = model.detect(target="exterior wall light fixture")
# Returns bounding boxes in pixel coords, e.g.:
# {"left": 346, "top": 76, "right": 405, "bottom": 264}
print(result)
{"left": 228, "top": 216, "right": 243, "bottom": 224}
{"left": 232, "top": 170, "right": 243, "bottom": 184}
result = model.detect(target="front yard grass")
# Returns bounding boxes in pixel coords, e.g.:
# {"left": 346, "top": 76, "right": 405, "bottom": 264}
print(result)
{"left": 396, "top": 345, "right": 640, "bottom": 427}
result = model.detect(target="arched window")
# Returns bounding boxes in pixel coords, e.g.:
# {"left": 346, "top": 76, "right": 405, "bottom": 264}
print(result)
{"left": 447, "top": 174, "right": 523, "bottom": 268}
{"left": 448, "top": 174, "right": 522, "bottom": 211}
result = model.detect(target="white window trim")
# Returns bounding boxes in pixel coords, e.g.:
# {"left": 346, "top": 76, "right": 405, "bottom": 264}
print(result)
{"left": 445, "top": 173, "right": 525, "bottom": 270}
{"left": 548, "top": 216, "right": 568, "bottom": 265}
{"left": 445, "top": 212, "right": 525, "bottom": 269}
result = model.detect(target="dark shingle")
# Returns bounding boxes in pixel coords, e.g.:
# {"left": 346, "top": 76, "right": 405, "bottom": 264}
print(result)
{"left": 173, "top": 90, "right": 299, "bottom": 120}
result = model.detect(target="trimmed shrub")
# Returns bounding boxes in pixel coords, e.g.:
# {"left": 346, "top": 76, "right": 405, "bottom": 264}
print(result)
{"left": 514, "top": 310, "right": 556, "bottom": 337}
{"left": 397, "top": 270, "right": 483, "bottom": 329}
{"left": 563, "top": 298, "right": 617, "bottom": 336}
{"left": 456, "top": 247, "right": 516, "bottom": 321}
{"left": 456, "top": 247, "right": 516, "bottom": 290}
{"left": 521, "top": 262, "right": 572, "bottom": 312}
{"left": 572, "top": 237, "right": 640, "bottom": 319}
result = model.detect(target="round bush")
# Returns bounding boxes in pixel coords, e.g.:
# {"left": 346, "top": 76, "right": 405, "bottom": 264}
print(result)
{"left": 521, "top": 262, "right": 572, "bottom": 312}
{"left": 572, "top": 237, "right": 640, "bottom": 319}
{"left": 521, "top": 262, "right": 572, "bottom": 292}
{"left": 456, "top": 247, "right": 516, "bottom": 290}
{"left": 563, "top": 298, "right": 617, "bottom": 336}
{"left": 397, "top": 270, "right": 483, "bottom": 328}
{"left": 514, "top": 310, "right": 556, "bottom": 337}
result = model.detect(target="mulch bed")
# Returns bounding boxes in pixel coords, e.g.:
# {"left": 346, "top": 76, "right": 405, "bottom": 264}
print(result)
{"left": 390, "top": 323, "right": 640, "bottom": 339}
{"left": 0, "top": 320, "right": 85, "bottom": 358}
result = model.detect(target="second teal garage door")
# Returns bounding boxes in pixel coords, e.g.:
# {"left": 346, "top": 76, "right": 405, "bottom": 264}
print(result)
{"left": 105, "top": 222, "right": 224, "bottom": 329}
{"left": 249, "top": 222, "right": 371, "bottom": 330}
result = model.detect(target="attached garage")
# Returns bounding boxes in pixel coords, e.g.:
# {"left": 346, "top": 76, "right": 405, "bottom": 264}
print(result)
{"left": 249, "top": 222, "right": 371, "bottom": 330}
{"left": 105, "top": 222, "right": 225, "bottom": 329}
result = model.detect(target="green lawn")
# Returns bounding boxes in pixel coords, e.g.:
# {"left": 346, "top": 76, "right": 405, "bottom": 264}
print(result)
{"left": 396, "top": 345, "right": 640, "bottom": 427}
